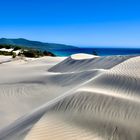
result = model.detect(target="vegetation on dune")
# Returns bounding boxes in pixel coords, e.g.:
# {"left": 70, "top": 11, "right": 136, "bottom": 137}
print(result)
{"left": 0, "top": 44, "right": 21, "bottom": 50}
{"left": 22, "top": 50, "right": 43, "bottom": 58}
{"left": 43, "top": 51, "right": 56, "bottom": 57}
{"left": 13, "top": 46, "right": 22, "bottom": 51}
{"left": 0, "top": 44, "right": 56, "bottom": 58}
{"left": 12, "top": 52, "right": 16, "bottom": 58}
{"left": 0, "top": 51, "right": 13, "bottom": 56}
{"left": 21, "top": 50, "right": 56, "bottom": 58}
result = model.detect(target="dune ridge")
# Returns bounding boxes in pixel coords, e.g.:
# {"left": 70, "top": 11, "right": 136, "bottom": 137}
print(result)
{"left": 0, "top": 55, "right": 139, "bottom": 140}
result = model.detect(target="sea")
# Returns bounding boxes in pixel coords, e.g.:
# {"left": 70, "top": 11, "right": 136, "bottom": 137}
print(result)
{"left": 52, "top": 47, "right": 140, "bottom": 56}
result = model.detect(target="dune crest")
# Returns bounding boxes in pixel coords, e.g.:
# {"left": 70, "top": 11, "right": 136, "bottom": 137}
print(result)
{"left": 71, "top": 53, "right": 98, "bottom": 60}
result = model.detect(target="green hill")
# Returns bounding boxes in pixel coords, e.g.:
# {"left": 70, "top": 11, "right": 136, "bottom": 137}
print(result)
{"left": 0, "top": 38, "right": 78, "bottom": 52}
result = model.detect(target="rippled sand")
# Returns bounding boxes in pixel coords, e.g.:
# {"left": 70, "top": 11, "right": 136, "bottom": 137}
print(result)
{"left": 0, "top": 54, "right": 140, "bottom": 140}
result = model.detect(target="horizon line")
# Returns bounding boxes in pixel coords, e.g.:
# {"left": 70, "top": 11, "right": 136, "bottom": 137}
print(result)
{"left": 0, "top": 37, "right": 140, "bottom": 48}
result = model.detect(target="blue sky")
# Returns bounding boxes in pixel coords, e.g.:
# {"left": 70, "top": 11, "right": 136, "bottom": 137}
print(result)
{"left": 0, "top": 0, "right": 140, "bottom": 47}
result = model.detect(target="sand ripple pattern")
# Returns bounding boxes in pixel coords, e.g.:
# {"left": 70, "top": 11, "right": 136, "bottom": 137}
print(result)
{"left": 49, "top": 55, "right": 134, "bottom": 72}
{"left": 0, "top": 55, "right": 140, "bottom": 140}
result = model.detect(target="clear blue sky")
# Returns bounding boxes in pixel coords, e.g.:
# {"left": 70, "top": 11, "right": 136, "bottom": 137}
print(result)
{"left": 0, "top": 0, "right": 140, "bottom": 47}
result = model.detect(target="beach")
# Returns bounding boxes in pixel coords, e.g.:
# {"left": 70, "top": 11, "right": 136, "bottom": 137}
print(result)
{"left": 0, "top": 54, "right": 140, "bottom": 140}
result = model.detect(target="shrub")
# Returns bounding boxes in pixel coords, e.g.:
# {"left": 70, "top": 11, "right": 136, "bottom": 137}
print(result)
{"left": 12, "top": 52, "right": 16, "bottom": 58}
{"left": 43, "top": 51, "right": 56, "bottom": 56}
{"left": 0, "top": 44, "right": 11, "bottom": 49}
{"left": 5, "top": 45, "right": 11, "bottom": 49}
{"left": 0, "top": 44, "right": 56, "bottom": 57}
{"left": 13, "top": 46, "right": 21, "bottom": 51}
{"left": 0, "top": 51, "right": 12, "bottom": 56}
{"left": 22, "top": 50, "right": 43, "bottom": 58}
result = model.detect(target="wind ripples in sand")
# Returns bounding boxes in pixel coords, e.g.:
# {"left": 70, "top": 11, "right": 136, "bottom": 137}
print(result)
{"left": 0, "top": 55, "right": 140, "bottom": 140}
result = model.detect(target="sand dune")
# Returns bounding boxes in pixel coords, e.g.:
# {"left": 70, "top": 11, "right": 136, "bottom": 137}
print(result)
{"left": 0, "top": 54, "right": 140, "bottom": 140}
{"left": 49, "top": 55, "right": 134, "bottom": 72}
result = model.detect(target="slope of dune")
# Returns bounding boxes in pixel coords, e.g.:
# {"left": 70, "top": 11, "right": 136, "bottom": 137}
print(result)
{"left": 49, "top": 55, "right": 134, "bottom": 72}
{"left": 0, "top": 54, "right": 140, "bottom": 140}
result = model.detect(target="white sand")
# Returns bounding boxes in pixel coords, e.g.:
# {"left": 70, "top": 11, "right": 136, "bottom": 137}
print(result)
{"left": 0, "top": 54, "right": 140, "bottom": 140}
{"left": 0, "top": 48, "right": 13, "bottom": 52}
{"left": 0, "top": 55, "right": 12, "bottom": 64}
{"left": 71, "top": 53, "right": 98, "bottom": 60}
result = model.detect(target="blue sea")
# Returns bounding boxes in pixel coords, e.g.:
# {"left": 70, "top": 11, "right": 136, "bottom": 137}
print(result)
{"left": 52, "top": 47, "right": 140, "bottom": 56}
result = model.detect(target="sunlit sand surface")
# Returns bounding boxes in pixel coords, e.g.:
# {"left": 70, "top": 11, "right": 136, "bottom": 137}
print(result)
{"left": 0, "top": 54, "right": 140, "bottom": 140}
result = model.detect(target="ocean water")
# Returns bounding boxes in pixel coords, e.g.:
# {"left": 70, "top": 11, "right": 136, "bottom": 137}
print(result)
{"left": 52, "top": 47, "right": 140, "bottom": 56}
